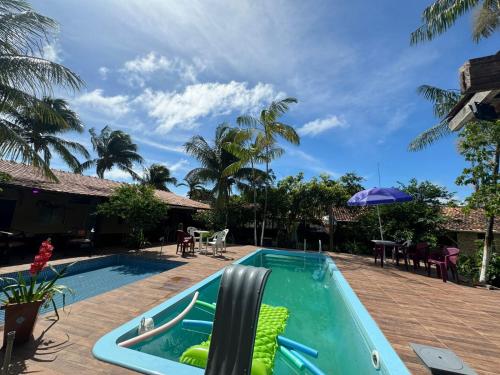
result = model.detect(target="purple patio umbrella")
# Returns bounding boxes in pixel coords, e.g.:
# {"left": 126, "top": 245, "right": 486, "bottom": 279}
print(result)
{"left": 347, "top": 187, "right": 412, "bottom": 240}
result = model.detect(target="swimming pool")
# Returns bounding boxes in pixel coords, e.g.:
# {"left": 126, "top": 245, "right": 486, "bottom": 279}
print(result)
{"left": 0, "top": 255, "right": 179, "bottom": 322}
{"left": 93, "top": 249, "right": 410, "bottom": 374}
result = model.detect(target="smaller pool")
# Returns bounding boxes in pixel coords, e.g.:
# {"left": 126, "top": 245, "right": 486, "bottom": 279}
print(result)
{"left": 0, "top": 255, "right": 180, "bottom": 322}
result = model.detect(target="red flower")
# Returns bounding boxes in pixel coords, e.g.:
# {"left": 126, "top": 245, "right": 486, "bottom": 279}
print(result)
{"left": 29, "top": 239, "right": 54, "bottom": 276}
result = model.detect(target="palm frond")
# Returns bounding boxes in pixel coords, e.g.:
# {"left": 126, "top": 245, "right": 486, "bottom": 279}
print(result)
{"left": 0, "top": 9, "right": 57, "bottom": 55}
{"left": 0, "top": 55, "right": 83, "bottom": 95}
{"left": 411, "top": 0, "right": 482, "bottom": 44}
{"left": 408, "top": 121, "right": 453, "bottom": 151}
{"left": 0, "top": 118, "right": 57, "bottom": 180}
{"left": 417, "top": 85, "right": 461, "bottom": 118}
{"left": 473, "top": 0, "right": 500, "bottom": 42}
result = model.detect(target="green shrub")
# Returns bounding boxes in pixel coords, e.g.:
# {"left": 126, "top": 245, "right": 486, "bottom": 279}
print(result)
{"left": 458, "top": 240, "right": 500, "bottom": 286}
{"left": 97, "top": 184, "right": 168, "bottom": 249}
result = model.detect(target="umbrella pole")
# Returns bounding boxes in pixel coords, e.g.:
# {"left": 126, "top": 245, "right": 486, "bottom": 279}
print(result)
{"left": 376, "top": 205, "right": 385, "bottom": 263}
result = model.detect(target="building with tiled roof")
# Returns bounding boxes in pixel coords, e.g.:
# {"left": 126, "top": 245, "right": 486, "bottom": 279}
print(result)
{"left": 0, "top": 160, "right": 209, "bottom": 210}
{"left": 0, "top": 161, "right": 209, "bottom": 252}
{"left": 440, "top": 206, "right": 498, "bottom": 233}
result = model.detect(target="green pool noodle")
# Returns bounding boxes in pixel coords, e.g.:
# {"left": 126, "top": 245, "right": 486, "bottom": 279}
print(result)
{"left": 180, "top": 303, "right": 289, "bottom": 375}
{"left": 195, "top": 300, "right": 216, "bottom": 312}
{"left": 278, "top": 345, "right": 305, "bottom": 370}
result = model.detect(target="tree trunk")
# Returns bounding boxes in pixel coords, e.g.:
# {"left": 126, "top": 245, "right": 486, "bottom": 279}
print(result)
{"left": 260, "top": 158, "right": 269, "bottom": 246}
{"left": 479, "top": 143, "right": 499, "bottom": 283}
{"left": 329, "top": 204, "right": 334, "bottom": 252}
{"left": 251, "top": 160, "right": 257, "bottom": 246}
{"left": 479, "top": 215, "right": 495, "bottom": 283}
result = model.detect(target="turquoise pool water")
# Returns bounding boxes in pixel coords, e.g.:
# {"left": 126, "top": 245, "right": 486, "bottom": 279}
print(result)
{"left": 94, "top": 250, "right": 409, "bottom": 374}
{"left": 0, "top": 255, "right": 179, "bottom": 322}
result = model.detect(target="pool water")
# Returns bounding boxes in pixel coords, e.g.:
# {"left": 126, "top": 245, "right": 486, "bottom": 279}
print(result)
{"left": 0, "top": 255, "right": 179, "bottom": 322}
{"left": 118, "top": 251, "right": 407, "bottom": 374}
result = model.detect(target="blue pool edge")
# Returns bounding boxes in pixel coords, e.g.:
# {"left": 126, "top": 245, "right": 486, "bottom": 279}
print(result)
{"left": 92, "top": 249, "right": 410, "bottom": 375}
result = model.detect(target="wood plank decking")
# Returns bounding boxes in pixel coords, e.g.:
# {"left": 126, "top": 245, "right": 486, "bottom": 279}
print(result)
{"left": 1, "top": 247, "right": 499, "bottom": 374}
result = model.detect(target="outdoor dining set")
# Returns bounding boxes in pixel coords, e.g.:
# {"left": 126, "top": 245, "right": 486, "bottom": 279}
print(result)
{"left": 176, "top": 227, "right": 229, "bottom": 257}
{"left": 372, "top": 239, "right": 460, "bottom": 283}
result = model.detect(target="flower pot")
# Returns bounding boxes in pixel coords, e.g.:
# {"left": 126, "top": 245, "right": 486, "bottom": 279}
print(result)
{"left": 2, "top": 300, "right": 44, "bottom": 346}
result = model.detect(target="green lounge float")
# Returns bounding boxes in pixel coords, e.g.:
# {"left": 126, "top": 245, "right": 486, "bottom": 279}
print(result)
{"left": 180, "top": 303, "right": 289, "bottom": 375}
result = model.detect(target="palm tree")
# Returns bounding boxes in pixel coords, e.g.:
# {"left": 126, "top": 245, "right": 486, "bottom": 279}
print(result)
{"left": 411, "top": 0, "right": 500, "bottom": 44}
{"left": 80, "top": 126, "right": 143, "bottom": 179}
{"left": 177, "top": 175, "right": 205, "bottom": 199}
{"left": 3, "top": 97, "right": 89, "bottom": 171}
{"left": 140, "top": 164, "right": 177, "bottom": 191}
{"left": 224, "top": 129, "right": 277, "bottom": 245}
{"left": 184, "top": 124, "right": 253, "bottom": 220}
{"left": 237, "top": 97, "right": 300, "bottom": 245}
{"left": 0, "top": 0, "right": 83, "bottom": 178}
{"left": 408, "top": 85, "right": 462, "bottom": 151}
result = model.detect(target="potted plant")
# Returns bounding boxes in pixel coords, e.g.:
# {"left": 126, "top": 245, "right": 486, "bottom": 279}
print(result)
{"left": 0, "top": 239, "right": 74, "bottom": 345}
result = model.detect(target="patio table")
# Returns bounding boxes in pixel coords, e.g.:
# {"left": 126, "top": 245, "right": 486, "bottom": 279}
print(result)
{"left": 371, "top": 240, "right": 397, "bottom": 264}
{"left": 194, "top": 230, "right": 210, "bottom": 254}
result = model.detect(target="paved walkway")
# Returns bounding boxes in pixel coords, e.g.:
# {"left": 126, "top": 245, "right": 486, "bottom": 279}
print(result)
{"left": 1, "top": 247, "right": 499, "bottom": 374}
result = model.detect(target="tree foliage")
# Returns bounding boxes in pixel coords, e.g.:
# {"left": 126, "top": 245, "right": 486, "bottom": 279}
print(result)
{"left": 3, "top": 96, "right": 89, "bottom": 171}
{"left": 455, "top": 120, "right": 499, "bottom": 283}
{"left": 408, "top": 85, "right": 461, "bottom": 151}
{"left": 358, "top": 179, "right": 454, "bottom": 247}
{"left": 0, "top": 0, "right": 83, "bottom": 179}
{"left": 184, "top": 123, "right": 256, "bottom": 214}
{"left": 411, "top": 0, "right": 500, "bottom": 44}
{"left": 96, "top": 184, "right": 168, "bottom": 248}
{"left": 139, "top": 164, "right": 177, "bottom": 191}
{"left": 80, "top": 126, "right": 143, "bottom": 179}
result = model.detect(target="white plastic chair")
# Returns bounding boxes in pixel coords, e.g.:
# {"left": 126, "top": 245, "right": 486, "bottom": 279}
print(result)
{"left": 187, "top": 227, "right": 202, "bottom": 251}
{"left": 220, "top": 229, "right": 229, "bottom": 252}
{"left": 207, "top": 231, "right": 223, "bottom": 256}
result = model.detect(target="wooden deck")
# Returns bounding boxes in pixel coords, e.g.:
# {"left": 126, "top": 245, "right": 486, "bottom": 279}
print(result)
{"left": 331, "top": 253, "right": 500, "bottom": 375}
{"left": 1, "top": 247, "right": 499, "bottom": 374}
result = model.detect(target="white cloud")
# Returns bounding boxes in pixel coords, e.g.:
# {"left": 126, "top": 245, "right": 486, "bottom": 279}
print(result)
{"left": 297, "top": 115, "right": 346, "bottom": 136}
{"left": 121, "top": 52, "right": 206, "bottom": 86}
{"left": 98, "top": 66, "right": 109, "bottom": 80}
{"left": 135, "top": 81, "right": 283, "bottom": 134}
{"left": 101, "top": 167, "right": 136, "bottom": 182}
{"left": 74, "top": 89, "right": 131, "bottom": 118}
{"left": 37, "top": 42, "right": 61, "bottom": 62}
{"left": 167, "top": 159, "right": 189, "bottom": 173}
{"left": 134, "top": 136, "right": 184, "bottom": 153}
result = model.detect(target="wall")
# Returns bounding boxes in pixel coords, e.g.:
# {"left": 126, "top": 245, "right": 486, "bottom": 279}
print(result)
{"left": 0, "top": 186, "right": 121, "bottom": 235}
{"left": 456, "top": 231, "right": 499, "bottom": 254}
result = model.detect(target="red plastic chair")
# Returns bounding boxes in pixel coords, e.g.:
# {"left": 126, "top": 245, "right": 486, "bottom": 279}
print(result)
{"left": 373, "top": 243, "right": 385, "bottom": 268}
{"left": 408, "top": 242, "right": 430, "bottom": 272}
{"left": 176, "top": 230, "right": 194, "bottom": 255}
{"left": 428, "top": 247, "right": 460, "bottom": 283}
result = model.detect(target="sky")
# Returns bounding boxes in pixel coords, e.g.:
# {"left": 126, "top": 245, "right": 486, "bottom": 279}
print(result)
{"left": 35, "top": 0, "right": 499, "bottom": 199}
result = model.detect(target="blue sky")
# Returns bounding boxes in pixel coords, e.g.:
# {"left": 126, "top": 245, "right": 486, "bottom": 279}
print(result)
{"left": 36, "top": 0, "right": 499, "bottom": 199}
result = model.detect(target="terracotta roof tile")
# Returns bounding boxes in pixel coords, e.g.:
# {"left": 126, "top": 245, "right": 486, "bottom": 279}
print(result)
{"left": 0, "top": 160, "right": 209, "bottom": 210}
{"left": 331, "top": 207, "right": 366, "bottom": 222}
{"left": 441, "top": 206, "right": 498, "bottom": 233}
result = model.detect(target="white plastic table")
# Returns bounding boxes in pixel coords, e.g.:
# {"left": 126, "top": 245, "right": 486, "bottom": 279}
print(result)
{"left": 194, "top": 230, "right": 210, "bottom": 253}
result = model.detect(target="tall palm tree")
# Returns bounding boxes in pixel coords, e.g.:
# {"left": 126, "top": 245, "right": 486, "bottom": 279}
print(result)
{"left": 184, "top": 124, "right": 253, "bottom": 219}
{"left": 139, "top": 164, "right": 177, "bottom": 191}
{"left": 177, "top": 175, "right": 205, "bottom": 199}
{"left": 3, "top": 97, "right": 89, "bottom": 171}
{"left": 0, "top": 0, "right": 83, "bottom": 178}
{"left": 408, "top": 85, "right": 462, "bottom": 151}
{"left": 80, "top": 126, "right": 143, "bottom": 179}
{"left": 237, "top": 97, "right": 300, "bottom": 245}
{"left": 224, "top": 129, "right": 277, "bottom": 245}
{"left": 411, "top": 0, "right": 500, "bottom": 44}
